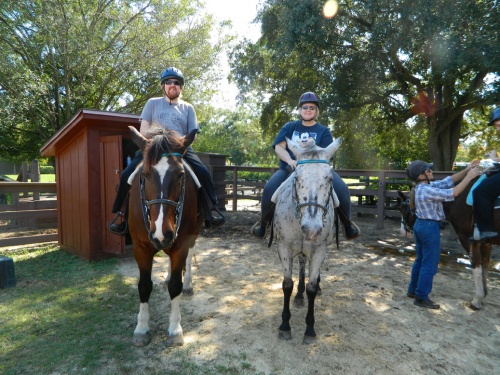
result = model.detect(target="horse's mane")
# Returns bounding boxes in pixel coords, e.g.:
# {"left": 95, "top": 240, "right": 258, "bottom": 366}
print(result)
{"left": 143, "top": 127, "right": 185, "bottom": 174}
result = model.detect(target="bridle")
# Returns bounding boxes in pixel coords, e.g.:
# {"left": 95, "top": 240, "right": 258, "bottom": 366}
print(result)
{"left": 139, "top": 152, "right": 186, "bottom": 242}
{"left": 292, "top": 159, "right": 334, "bottom": 224}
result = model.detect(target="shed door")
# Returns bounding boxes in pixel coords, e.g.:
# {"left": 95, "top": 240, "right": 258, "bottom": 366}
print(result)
{"left": 100, "top": 135, "right": 124, "bottom": 254}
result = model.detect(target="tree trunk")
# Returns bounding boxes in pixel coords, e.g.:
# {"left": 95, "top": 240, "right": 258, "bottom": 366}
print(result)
{"left": 427, "top": 112, "right": 464, "bottom": 171}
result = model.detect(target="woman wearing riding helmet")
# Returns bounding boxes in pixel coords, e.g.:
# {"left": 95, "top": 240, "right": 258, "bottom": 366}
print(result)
{"left": 109, "top": 67, "right": 225, "bottom": 235}
{"left": 251, "top": 91, "right": 360, "bottom": 241}
{"left": 405, "top": 159, "right": 479, "bottom": 309}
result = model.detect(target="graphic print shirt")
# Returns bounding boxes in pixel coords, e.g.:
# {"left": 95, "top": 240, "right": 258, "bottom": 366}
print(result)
{"left": 273, "top": 120, "right": 334, "bottom": 170}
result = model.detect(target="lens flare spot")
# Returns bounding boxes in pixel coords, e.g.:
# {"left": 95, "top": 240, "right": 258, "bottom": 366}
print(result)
{"left": 323, "top": 0, "right": 339, "bottom": 19}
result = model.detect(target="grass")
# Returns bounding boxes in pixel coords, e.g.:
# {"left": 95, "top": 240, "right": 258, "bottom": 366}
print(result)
{"left": 0, "top": 246, "right": 263, "bottom": 375}
{"left": 0, "top": 245, "right": 135, "bottom": 375}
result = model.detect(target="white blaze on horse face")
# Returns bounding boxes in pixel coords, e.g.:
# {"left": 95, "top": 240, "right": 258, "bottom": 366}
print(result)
{"left": 152, "top": 157, "right": 171, "bottom": 241}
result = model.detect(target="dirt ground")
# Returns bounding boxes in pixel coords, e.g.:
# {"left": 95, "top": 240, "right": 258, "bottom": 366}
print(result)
{"left": 115, "top": 210, "right": 499, "bottom": 375}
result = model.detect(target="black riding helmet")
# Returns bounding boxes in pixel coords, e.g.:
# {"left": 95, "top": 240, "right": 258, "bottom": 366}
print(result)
{"left": 160, "top": 67, "right": 184, "bottom": 86}
{"left": 489, "top": 107, "right": 500, "bottom": 126}
{"left": 407, "top": 160, "right": 433, "bottom": 182}
{"left": 298, "top": 92, "right": 320, "bottom": 108}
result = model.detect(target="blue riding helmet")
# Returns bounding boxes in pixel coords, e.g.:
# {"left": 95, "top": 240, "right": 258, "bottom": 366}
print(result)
{"left": 298, "top": 92, "right": 320, "bottom": 108}
{"left": 160, "top": 67, "right": 184, "bottom": 86}
{"left": 489, "top": 107, "right": 500, "bottom": 126}
{"left": 407, "top": 160, "right": 433, "bottom": 182}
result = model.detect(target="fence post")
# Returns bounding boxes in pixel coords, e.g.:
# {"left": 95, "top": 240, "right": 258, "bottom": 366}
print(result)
{"left": 31, "top": 160, "right": 40, "bottom": 200}
{"left": 376, "top": 170, "right": 386, "bottom": 229}
{"left": 232, "top": 167, "right": 238, "bottom": 211}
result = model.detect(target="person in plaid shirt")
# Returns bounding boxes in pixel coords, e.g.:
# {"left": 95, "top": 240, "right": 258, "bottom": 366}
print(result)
{"left": 405, "top": 159, "right": 480, "bottom": 309}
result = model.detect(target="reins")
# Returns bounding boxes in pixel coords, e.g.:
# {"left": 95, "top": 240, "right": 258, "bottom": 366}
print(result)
{"left": 139, "top": 152, "right": 186, "bottom": 243}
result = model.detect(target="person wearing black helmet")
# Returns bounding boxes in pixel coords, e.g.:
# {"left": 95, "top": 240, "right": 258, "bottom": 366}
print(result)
{"left": 109, "top": 67, "right": 225, "bottom": 235}
{"left": 251, "top": 91, "right": 360, "bottom": 241}
{"left": 471, "top": 107, "right": 500, "bottom": 241}
{"left": 405, "top": 159, "right": 480, "bottom": 309}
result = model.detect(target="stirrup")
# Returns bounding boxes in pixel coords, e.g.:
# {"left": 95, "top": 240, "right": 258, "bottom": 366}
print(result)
{"left": 109, "top": 211, "right": 128, "bottom": 235}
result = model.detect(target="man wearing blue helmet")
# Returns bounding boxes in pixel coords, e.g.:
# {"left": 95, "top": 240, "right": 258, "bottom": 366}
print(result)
{"left": 472, "top": 107, "right": 500, "bottom": 241}
{"left": 109, "top": 67, "right": 225, "bottom": 234}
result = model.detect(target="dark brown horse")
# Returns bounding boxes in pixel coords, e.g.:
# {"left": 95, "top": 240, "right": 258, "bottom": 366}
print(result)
{"left": 398, "top": 175, "right": 500, "bottom": 310}
{"left": 127, "top": 126, "right": 203, "bottom": 346}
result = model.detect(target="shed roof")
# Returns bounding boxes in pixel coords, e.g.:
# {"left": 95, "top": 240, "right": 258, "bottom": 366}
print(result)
{"left": 40, "top": 109, "right": 140, "bottom": 157}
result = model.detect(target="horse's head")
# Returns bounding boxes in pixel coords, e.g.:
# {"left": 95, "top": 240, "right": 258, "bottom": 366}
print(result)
{"left": 286, "top": 137, "right": 341, "bottom": 241}
{"left": 129, "top": 126, "right": 197, "bottom": 250}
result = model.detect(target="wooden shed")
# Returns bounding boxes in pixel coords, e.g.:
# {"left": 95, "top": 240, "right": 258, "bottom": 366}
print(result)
{"left": 40, "top": 109, "right": 140, "bottom": 260}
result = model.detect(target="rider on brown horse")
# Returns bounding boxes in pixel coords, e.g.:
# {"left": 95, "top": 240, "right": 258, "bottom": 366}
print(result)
{"left": 471, "top": 107, "right": 500, "bottom": 242}
{"left": 109, "top": 67, "right": 225, "bottom": 235}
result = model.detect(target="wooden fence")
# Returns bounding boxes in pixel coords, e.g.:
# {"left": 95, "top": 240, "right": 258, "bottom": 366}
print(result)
{"left": 0, "top": 182, "right": 57, "bottom": 247}
{"left": 212, "top": 166, "right": 454, "bottom": 229}
{"left": 0, "top": 167, "right": 454, "bottom": 248}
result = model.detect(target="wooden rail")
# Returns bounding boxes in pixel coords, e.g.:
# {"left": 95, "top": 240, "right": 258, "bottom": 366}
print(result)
{"left": 0, "top": 182, "right": 57, "bottom": 247}
{"left": 211, "top": 167, "right": 454, "bottom": 229}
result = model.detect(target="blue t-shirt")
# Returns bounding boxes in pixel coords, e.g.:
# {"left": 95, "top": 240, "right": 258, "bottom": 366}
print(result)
{"left": 273, "top": 120, "right": 334, "bottom": 170}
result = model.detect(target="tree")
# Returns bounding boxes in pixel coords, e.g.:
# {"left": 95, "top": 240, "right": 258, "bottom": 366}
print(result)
{"left": 0, "top": 0, "right": 229, "bottom": 161}
{"left": 231, "top": 0, "right": 500, "bottom": 170}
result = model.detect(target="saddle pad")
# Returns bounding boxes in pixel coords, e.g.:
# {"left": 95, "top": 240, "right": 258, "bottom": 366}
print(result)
{"left": 466, "top": 174, "right": 486, "bottom": 206}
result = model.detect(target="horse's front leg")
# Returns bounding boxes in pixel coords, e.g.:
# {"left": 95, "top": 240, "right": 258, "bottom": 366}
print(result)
{"left": 182, "top": 247, "right": 194, "bottom": 296}
{"left": 469, "top": 242, "right": 491, "bottom": 310}
{"left": 303, "top": 246, "right": 326, "bottom": 344}
{"left": 294, "top": 254, "right": 306, "bottom": 307}
{"left": 165, "top": 256, "right": 186, "bottom": 347}
{"left": 278, "top": 244, "right": 294, "bottom": 340}
{"left": 133, "top": 267, "right": 154, "bottom": 347}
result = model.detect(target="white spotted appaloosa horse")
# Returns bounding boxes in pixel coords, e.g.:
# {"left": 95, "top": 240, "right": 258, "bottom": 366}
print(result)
{"left": 272, "top": 136, "right": 341, "bottom": 344}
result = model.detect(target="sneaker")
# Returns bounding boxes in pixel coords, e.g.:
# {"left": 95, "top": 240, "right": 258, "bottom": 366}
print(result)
{"left": 407, "top": 292, "right": 415, "bottom": 298}
{"left": 480, "top": 231, "right": 499, "bottom": 241}
{"left": 251, "top": 222, "right": 266, "bottom": 239}
{"left": 414, "top": 297, "right": 440, "bottom": 309}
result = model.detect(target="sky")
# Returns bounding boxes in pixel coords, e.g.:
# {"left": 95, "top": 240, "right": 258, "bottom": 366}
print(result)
{"left": 202, "top": 0, "right": 262, "bottom": 107}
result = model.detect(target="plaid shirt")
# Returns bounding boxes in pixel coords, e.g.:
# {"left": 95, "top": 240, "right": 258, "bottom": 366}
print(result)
{"left": 414, "top": 176, "right": 455, "bottom": 221}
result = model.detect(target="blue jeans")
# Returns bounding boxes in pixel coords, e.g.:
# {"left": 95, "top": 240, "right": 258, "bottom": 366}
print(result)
{"left": 408, "top": 219, "right": 441, "bottom": 300}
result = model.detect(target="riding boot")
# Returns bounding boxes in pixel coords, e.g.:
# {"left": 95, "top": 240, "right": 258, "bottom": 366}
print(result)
{"left": 337, "top": 206, "right": 360, "bottom": 240}
{"left": 251, "top": 202, "right": 276, "bottom": 239}
{"left": 109, "top": 191, "right": 130, "bottom": 236}
{"left": 200, "top": 188, "right": 226, "bottom": 229}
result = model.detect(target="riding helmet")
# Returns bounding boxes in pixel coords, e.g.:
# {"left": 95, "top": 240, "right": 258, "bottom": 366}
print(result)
{"left": 160, "top": 67, "right": 184, "bottom": 86}
{"left": 298, "top": 92, "right": 320, "bottom": 108}
{"left": 489, "top": 107, "right": 500, "bottom": 126}
{"left": 407, "top": 160, "right": 433, "bottom": 182}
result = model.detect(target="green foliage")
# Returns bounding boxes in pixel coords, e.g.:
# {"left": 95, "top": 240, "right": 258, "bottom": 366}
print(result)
{"left": 0, "top": 0, "right": 231, "bottom": 161}
{"left": 39, "top": 165, "right": 54, "bottom": 174}
{"left": 194, "top": 102, "right": 277, "bottom": 166}
{"left": 231, "top": 0, "right": 500, "bottom": 169}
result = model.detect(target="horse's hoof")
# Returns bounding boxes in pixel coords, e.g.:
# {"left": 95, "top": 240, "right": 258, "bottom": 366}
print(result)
{"left": 132, "top": 333, "right": 151, "bottom": 347}
{"left": 279, "top": 330, "right": 292, "bottom": 340}
{"left": 469, "top": 302, "right": 481, "bottom": 311}
{"left": 303, "top": 335, "right": 317, "bottom": 345}
{"left": 165, "top": 334, "right": 184, "bottom": 347}
{"left": 182, "top": 287, "right": 194, "bottom": 296}
{"left": 293, "top": 297, "right": 305, "bottom": 307}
